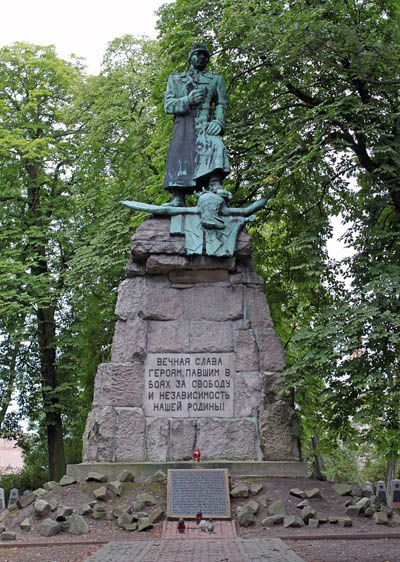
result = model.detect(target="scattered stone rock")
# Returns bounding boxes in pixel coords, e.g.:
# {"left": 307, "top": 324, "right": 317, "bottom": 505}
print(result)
{"left": 33, "top": 488, "right": 47, "bottom": 497}
{"left": 262, "top": 515, "right": 280, "bottom": 527}
{"left": 0, "top": 512, "right": 8, "bottom": 524}
{"left": 133, "top": 501, "right": 145, "bottom": 512}
{"left": 364, "top": 507, "right": 375, "bottom": 518}
{"left": 370, "top": 495, "right": 381, "bottom": 511}
{"left": 117, "top": 470, "right": 135, "bottom": 482}
{"left": 249, "top": 482, "right": 263, "bottom": 495}
{"left": 92, "top": 504, "right": 106, "bottom": 519}
{"left": 344, "top": 499, "right": 352, "bottom": 508}
{"left": 296, "top": 500, "right": 309, "bottom": 509}
{"left": 338, "top": 516, "right": 353, "bottom": 527}
{"left": 17, "top": 492, "right": 36, "bottom": 509}
{"left": 380, "top": 505, "right": 393, "bottom": 517}
{"left": 257, "top": 495, "right": 268, "bottom": 508}
{"left": 301, "top": 506, "right": 316, "bottom": 523}
{"left": 308, "top": 518, "right": 319, "bottom": 528}
{"left": 44, "top": 481, "right": 58, "bottom": 491}
{"left": 40, "top": 518, "right": 61, "bottom": 537}
{"left": 0, "top": 525, "right": 5, "bottom": 533}
{"left": 149, "top": 507, "right": 164, "bottom": 525}
{"left": 136, "top": 493, "right": 157, "bottom": 506}
{"left": 346, "top": 504, "right": 362, "bottom": 517}
{"left": 241, "top": 500, "right": 259, "bottom": 515}
{"left": 237, "top": 510, "right": 256, "bottom": 527}
{"left": 351, "top": 482, "right": 363, "bottom": 497}
{"left": 150, "top": 470, "right": 167, "bottom": 483}
{"left": 314, "top": 512, "right": 328, "bottom": 524}
{"left": 392, "top": 513, "right": 400, "bottom": 525}
{"left": 56, "top": 506, "right": 74, "bottom": 521}
{"left": 109, "top": 481, "right": 123, "bottom": 497}
{"left": 34, "top": 500, "right": 51, "bottom": 518}
{"left": 112, "top": 505, "right": 130, "bottom": 519}
{"left": 333, "top": 483, "right": 352, "bottom": 496}
{"left": 306, "top": 488, "right": 321, "bottom": 499}
{"left": 283, "top": 515, "right": 305, "bottom": 528}
{"left": 230, "top": 483, "right": 249, "bottom": 498}
{"left": 289, "top": 488, "right": 307, "bottom": 499}
{"left": 68, "top": 514, "right": 89, "bottom": 535}
{"left": 135, "top": 511, "right": 149, "bottom": 519}
{"left": 86, "top": 472, "right": 107, "bottom": 483}
{"left": 59, "top": 475, "right": 77, "bottom": 487}
{"left": 8, "top": 502, "right": 18, "bottom": 512}
{"left": 356, "top": 497, "right": 370, "bottom": 511}
{"left": 80, "top": 504, "right": 93, "bottom": 516}
{"left": 138, "top": 517, "right": 153, "bottom": 532}
{"left": 93, "top": 486, "right": 108, "bottom": 501}
{"left": 374, "top": 511, "right": 389, "bottom": 525}
{"left": 1, "top": 531, "right": 16, "bottom": 541}
{"left": 117, "top": 512, "right": 134, "bottom": 528}
{"left": 328, "top": 516, "right": 339, "bottom": 524}
{"left": 267, "top": 500, "right": 286, "bottom": 516}
{"left": 49, "top": 499, "right": 58, "bottom": 511}
{"left": 124, "top": 522, "right": 138, "bottom": 531}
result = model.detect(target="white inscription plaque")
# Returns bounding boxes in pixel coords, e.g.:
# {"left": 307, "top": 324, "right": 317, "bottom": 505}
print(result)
{"left": 144, "top": 353, "right": 234, "bottom": 417}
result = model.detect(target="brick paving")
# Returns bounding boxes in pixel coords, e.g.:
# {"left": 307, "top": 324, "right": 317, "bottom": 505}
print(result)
{"left": 84, "top": 537, "right": 305, "bottom": 562}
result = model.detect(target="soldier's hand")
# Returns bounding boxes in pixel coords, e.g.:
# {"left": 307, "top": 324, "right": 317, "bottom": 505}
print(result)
{"left": 189, "top": 89, "right": 203, "bottom": 104}
{"left": 206, "top": 121, "right": 222, "bottom": 135}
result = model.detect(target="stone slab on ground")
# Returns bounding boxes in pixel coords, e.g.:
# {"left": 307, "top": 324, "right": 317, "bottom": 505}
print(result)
{"left": 84, "top": 538, "right": 305, "bottom": 562}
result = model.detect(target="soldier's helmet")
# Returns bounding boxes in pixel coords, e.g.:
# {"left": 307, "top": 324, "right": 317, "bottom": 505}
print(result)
{"left": 188, "top": 42, "right": 211, "bottom": 63}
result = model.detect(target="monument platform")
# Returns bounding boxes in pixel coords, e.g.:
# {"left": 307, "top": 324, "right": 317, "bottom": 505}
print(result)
{"left": 67, "top": 460, "right": 307, "bottom": 482}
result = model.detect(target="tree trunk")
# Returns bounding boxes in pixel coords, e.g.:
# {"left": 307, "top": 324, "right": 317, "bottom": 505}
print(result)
{"left": 27, "top": 162, "right": 66, "bottom": 481}
{"left": 310, "top": 435, "right": 326, "bottom": 481}
{"left": 386, "top": 454, "right": 397, "bottom": 508}
{"left": 38, "top": 306, "right": 66, "bottom": 481}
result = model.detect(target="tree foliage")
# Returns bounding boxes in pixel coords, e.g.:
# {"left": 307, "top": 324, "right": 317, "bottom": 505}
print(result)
{"left": 156, "top": 0, "right": 400, "bottom": 471}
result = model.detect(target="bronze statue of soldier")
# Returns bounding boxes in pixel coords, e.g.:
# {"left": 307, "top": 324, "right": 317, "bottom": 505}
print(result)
{"left": 163, "top": 43, "right": 230, "bottom": 207}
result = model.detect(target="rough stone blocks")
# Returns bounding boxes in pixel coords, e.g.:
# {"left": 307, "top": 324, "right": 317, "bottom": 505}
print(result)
{"left": 82, "top": 216, "right": 301, "bottom": 463}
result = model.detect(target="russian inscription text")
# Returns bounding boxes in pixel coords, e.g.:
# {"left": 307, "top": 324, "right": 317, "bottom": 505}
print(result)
{"left": 144, "top": 353, "right": 234, "bottom": 417}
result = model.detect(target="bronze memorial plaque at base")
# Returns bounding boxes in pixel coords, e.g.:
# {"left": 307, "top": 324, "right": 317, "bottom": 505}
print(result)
{"left": 167, "top": 468, "right": 231, "bottom": 519}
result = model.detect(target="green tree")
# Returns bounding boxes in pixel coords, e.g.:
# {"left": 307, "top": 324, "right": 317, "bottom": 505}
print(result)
{"left": 155, "top": 0, "right": 400, "bottom": 480}
{"left": 58, "top": 37, "right": 165, "bottom": 443}
{"left": 0, "top": 43, "right": 84, "bottom": 479}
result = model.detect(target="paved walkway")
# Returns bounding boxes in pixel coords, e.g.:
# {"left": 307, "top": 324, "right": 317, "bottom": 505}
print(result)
{"left": 84, "top": 538, "right": 305, "bottom": 562}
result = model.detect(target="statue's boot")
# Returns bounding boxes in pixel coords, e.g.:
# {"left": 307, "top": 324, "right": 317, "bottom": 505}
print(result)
{"left": 162, "top": 192, "right": 185, "bottom": 207}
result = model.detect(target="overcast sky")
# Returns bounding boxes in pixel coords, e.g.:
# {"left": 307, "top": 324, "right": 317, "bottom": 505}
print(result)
{"left": 0, "top": 0, "right": 171, "bottom": 75}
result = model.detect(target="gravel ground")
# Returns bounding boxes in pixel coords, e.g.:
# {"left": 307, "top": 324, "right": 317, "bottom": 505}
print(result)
{"left": 287, "top": 538, "right": 400, "bottom": 562}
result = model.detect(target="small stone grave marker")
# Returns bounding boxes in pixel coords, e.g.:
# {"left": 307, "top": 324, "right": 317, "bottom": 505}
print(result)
{"left": 0, "top": 488, "right": 5, "bottom": 510}
{"left": 8, "top": 488, "right": 19, "bottom": 507}
{"left": 392, "top": 479, "right": 400, "bottom": 508}
{"left": 23, "top": 489, "right": 31, "bottom": 496}
{"left": 363, "top": 481, "right": 373, "bottom": 495}
{"left": 167, "top": 469, "right": 231, "bottom": 519}
{"left": 376, "top": 480, "right": 387, "bottom": 504}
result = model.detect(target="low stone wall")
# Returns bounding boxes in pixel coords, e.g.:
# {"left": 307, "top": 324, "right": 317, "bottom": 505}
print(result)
{"left": 82, "top": 217, "right": 301, "bottom": 464}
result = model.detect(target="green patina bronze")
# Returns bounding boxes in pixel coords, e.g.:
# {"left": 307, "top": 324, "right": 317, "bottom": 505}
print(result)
{"left": 122, "top": 41, "right": 275, "bottom": 257}
{"left": 121, "top": 190, "right": 273, "bottom": 257}
{"left": 162, "top": 42, "right": 230, "bottom": 207}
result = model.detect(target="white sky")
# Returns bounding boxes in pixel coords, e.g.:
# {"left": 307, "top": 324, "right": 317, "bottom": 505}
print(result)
{"left": 0, "top": 0, "right": 171, "bottom": 75}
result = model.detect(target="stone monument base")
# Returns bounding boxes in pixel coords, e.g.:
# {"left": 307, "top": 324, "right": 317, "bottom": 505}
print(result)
{"left": 66, "top": 460, "right": 308, "bottom": 482}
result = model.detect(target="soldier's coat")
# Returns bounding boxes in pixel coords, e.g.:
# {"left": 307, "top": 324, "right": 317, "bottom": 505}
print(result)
{"left": 164, "top": 69, "right": 230, "bottom": 191}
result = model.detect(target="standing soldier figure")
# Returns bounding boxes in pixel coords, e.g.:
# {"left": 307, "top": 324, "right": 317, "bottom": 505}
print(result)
{"left": 163, "top": 43, "right": 231, "bottom": 207}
